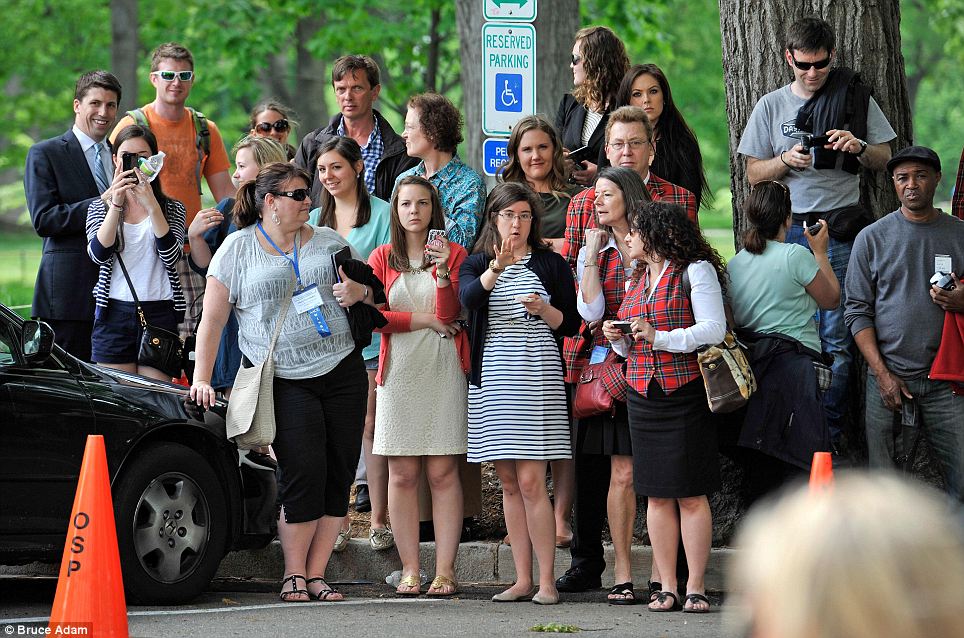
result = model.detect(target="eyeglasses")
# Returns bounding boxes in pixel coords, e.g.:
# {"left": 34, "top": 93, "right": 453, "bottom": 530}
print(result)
{"left": 570, "top": 54, "right": 582, "bottom": 65}
{"left": 790, "top": 54, "right": 831, "bottom": 71}
{"left": 151, "top": 70, "right": 194, "bottom": 82}
{"left": 497, "top": 212, "right": 533, "bottom": 222}
{"left": 271, "top": 189, "right": 310, "bottom": 202}
{"left": 607, "top": 139, "right": 649, "bottom": 152}
{"left": 255, "top": 120, "right": 290, "bottom": 133}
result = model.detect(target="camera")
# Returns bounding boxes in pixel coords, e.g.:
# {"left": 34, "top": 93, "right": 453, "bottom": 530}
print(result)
{"left": 930, "top": 271, "right": 956, "bottom": 291}
{"left": 807, "top": 221, "right": 823, "bottom": 236}
{"left": 789, "top": 132, "right": 831, "bottom": 155}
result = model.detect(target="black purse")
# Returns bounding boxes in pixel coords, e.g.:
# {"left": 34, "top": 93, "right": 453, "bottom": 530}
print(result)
{"left": 116, "top": 255, "right": 184, "bottom": 379}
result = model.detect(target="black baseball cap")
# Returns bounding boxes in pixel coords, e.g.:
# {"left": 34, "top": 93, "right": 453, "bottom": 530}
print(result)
{"left": 887, "top": 145, "right": 941, "bottom": 175}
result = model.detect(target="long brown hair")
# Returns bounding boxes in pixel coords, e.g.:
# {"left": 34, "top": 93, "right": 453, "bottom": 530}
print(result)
{"left": 498, "top": 115, "right": 569, "bottom": 196}
{"left": 742, "top": 181, "right": 791, "bottom": 255}
{"left": 387, "top": 175, "right": 445, "bottom": 272}
{"left": 471, "top": 182, "right": 551, "bottom": 257}
{"left": 571, "top": 26, "right": 629, "bottom": 112}
{"left": 315, "top": 136, "right": 373, "bottom": 230}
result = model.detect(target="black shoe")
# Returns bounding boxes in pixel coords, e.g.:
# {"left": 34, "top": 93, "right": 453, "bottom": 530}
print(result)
{"left": 354, "top": 484, "right": 371, "bottom": 512}
{"left": 555, "top": 567, "right": 602, "bottom": 592}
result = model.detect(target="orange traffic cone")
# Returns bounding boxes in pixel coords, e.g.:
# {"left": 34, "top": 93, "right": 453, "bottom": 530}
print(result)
{"left": 49, "top": 435, "right": 128, "bottom": 638}
{"left": 809, "top": 451, "right": 834, "bottom": 493}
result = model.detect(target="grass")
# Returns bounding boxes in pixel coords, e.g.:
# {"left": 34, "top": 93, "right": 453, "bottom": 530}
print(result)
{"left": 0, "top": 231, "right": 41, "bottom": 315}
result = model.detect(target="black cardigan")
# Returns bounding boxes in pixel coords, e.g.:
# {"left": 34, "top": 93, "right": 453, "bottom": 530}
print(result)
{"left": 459, "top": 250, "right": 581, "bottom": 387}
{"left": 555, "top": 94, "right": 609, "bottom": 167}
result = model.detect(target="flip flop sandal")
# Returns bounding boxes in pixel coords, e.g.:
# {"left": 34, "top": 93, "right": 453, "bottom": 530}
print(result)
{"left": 683, "top": 592, "right": 712, "bottom": 613}
{"left": 279, "top": 574, "right": 309, "bottom": 603}
{"left": 648, "top": 590, "right": 681, "bottom": 612}
{"left": 648, "top": 581, "right": 662, "bottom": 603}
{"left": 306, "top": 577, "right": 343, "bottom": 602}
{"left": 395, "top": 574, "right": 422, "bottom": 597}
{"left": 607, "top": 582, "right": 637, "bottom": 605}
{"left": 426, "top": 575, "right": 459, "bottom": 597}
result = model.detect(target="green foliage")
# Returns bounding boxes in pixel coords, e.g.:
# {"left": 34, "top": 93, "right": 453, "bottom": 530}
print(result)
{"left": 529, "top": 623, "right": 581, "bottom": 633}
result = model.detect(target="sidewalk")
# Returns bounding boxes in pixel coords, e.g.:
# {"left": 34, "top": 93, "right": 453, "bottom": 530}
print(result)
{"left": 216, "top": 539, "right": 733, "bottom": 589}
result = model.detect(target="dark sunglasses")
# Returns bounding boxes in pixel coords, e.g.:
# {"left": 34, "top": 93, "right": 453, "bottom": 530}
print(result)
{"left": 255, "top": 119, "right": 290, "bottom": 133}
{"left": 151, "top": 70, "right": 194, "bottom": 82}
{"left": 271, "top": 188, "right": 309, "bottom": 201}
{"left": 571, "top": 54, "right": 582, "bottom": 65}
{"left": 790, "top": 54, "right": 831, "bottom": 71}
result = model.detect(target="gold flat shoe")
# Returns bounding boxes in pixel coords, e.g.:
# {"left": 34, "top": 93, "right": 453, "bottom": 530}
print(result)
{"left": 395, "top": 574, "right": 422, "bottom": 596}
{"left": 426, "top": 574, "right": 459, "bottom": 597}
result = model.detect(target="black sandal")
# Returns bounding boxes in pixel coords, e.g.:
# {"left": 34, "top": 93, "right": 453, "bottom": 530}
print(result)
{"left": 607, "top": 582, "right": 637, "bottom": 605}
{"left": 648, "top": 590, "right": 681, "bottom": 612}
{"left": 279, "top": 574, "right": 309, "bottom": 602}
{"left": 683, "top": 592, "right": 711, "bottom": 613}
{"left": 648, "top": 581, "right": 662, "bottom": 603}
{"left": 307, "top": 576, "right": 343, "bottom": 601}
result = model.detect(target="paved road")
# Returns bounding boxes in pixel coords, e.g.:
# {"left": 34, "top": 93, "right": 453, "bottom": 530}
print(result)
{"left": 0, "top": 578, "right": 732, "bottom": 637}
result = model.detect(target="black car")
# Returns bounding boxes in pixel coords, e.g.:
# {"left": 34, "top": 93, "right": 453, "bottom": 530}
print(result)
{"left": 0, "top": 305, "right": 276, "bottom": 604}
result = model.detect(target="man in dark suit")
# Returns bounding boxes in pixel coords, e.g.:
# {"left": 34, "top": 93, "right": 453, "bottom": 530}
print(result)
{"left": 24, "top": 70, "right": 122, "bottom": 361}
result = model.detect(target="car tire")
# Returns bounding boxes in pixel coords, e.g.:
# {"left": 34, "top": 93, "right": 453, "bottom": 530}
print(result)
{"left": 113, "top": 442, "right": 229, "bottom": 604}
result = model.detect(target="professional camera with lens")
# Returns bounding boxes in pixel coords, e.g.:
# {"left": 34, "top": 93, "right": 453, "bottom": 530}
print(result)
{"left": 789, "top": 131, "right": 831, "bottom": 155}
{"left": 930, "top": 271, "right": 956, "bottom": 291}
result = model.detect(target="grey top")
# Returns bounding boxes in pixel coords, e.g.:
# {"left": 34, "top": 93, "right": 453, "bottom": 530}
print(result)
{"left": 738, "top": 84, "right": 896, "bottom": 215}
{"left": 208, "top": 224, "right": 357, "bottom": 379}
{"left": 844, "top": 210, "right": 964, "bottom": 376}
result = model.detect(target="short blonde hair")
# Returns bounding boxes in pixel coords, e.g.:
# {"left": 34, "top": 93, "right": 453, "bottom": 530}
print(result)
{"left": 728, "top": 472, "right": 964, "bottom": 638}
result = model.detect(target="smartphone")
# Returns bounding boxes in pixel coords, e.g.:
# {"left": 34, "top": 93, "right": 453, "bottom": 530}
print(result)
{"left": 567, "top": 145, "right": 592, "bottom": 164}
{"left": 330, "top": 246, "right": 352, "bottom": 283}
{"left": 426, "top": 229, "right": 446, "bottom": 251}
{"left": 611, "top": 320, "right": 633, "bottom": 334}
{"left": 121, "top": 152, "right": 138, "bottom": 173}
{"left": 807, "top": 221, "right": 823, "bottom": 236}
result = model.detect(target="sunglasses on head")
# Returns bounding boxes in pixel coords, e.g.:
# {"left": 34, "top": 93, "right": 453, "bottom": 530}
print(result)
{"left": 255, "top": 120, "right": 290, "bottom": 133}
{"left": 790, "top": 54, "right": 831, "bottom": 71}
{"left": 271, "top": 188, "right": 309, "bottom": 202}
{"left": 151, "top": 70, "right": 194, "bottom": 82}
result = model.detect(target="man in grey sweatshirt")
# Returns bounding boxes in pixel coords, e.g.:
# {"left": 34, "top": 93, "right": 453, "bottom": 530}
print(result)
{"left": 845, "top": 145, "right": 964, "bottom": 502}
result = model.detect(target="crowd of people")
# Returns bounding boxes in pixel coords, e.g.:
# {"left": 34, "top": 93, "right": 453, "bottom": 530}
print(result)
{"left": 23, "top": 15, "right": 963, "bottom": 613}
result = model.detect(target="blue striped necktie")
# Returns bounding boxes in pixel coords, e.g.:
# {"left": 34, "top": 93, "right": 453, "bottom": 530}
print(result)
{"left": 93, "top": 142, "right": 110, "bottom": 193}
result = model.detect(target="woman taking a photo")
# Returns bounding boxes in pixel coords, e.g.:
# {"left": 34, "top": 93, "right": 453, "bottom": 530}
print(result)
{"left": 396, "top": 92, "right": 486, "bottom": 249}
{"left": 556, "top": 26, "right": 629, "bottom": 186}
{"left": 191, "top": 163, "right": 372, "bottom": 604}
{"left": 308, "top": 135, "right": 393, "bottom": 553}
{"left": 249, "top": 100, "right": 297, "bottom": 160}
{"left": 561, "top": 167, "right": 652, "bottom": 604}
{"left": 603, "top": 201, "right": 726, "bottom": 613}
{"left": 460, "top": 182, "right": 580, "bottom": 605}
{"left": 368, "top": 175, "right": 470, "bottom": 597}
{"left": 614, "top": 64, "right": 711, "bottom": 208}
{"left": 86, "top": 124, "right": 186, "bottom": 381}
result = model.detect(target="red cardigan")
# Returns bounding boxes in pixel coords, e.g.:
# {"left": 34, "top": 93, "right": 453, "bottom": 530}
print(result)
{"left": 368, "top": 242, "right": 471, "bottom": 386}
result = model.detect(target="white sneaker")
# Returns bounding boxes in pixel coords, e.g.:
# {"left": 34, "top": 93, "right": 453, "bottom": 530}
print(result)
{"left": 369, "top": 526, "right": 395, "bottom": 551}
{"left": 333, "top": 527, "right": 352, "bottom": 553}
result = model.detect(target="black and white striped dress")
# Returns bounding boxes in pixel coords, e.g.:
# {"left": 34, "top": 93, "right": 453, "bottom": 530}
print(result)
{"left": 467, "top": 255, "right": 572, "bottom": 462}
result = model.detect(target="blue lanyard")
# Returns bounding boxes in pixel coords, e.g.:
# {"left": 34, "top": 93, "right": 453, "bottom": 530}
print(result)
{"left": 257, "top": 223, "right": 302, "bottom": 286}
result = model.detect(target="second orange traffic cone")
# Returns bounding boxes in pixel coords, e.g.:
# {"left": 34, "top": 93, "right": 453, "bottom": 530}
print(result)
{"left": 809, "top": 451, "right": 834, "bottom": 493}
{"left": 48, "top": 435, "right": 129, "bottom": 638}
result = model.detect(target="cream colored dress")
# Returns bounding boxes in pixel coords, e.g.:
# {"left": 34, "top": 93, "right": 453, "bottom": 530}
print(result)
{"left": 374, "top": 263, "right": 468, "bottom": 456}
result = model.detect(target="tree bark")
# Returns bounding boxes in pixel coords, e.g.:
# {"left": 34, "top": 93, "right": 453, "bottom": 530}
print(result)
{"left": 110, "top": 0, "right": 139, "bottom": 112}
{"left": 719, "top": 0, "right": 913, "bottom": 245}
{"left": 425, "top": 7, "right": 441, "bottom": 92}
{"left": 293, "top": 14, "right": 329, "bottom": 135}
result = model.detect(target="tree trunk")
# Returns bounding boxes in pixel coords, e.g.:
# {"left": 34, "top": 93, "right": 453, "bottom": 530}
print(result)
{"left": 425, "top": 7, "right": 441, "bottom": 92}
{"left": 110, "top": 0, "right": 139, "bottom": 112}
{"left": 719, "top": 0, "right": 913, "bottom": 245}
{"left": 456, "top": 0, "right": 580, "bottom": 176}
{"left": 292, "top": 15, "right": 329, "bottom": 136}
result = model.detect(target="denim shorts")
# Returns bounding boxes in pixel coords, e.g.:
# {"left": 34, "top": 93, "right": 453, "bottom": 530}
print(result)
{"left": 92, "top": 299, "right": 178, "bottom": 364}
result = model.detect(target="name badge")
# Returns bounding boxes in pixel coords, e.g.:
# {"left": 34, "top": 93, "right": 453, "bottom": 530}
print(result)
{"left": 935, "top": 254, "right": 952, "bottom": 274}
{"left": 589, "top": 345, "right": 610, "bottom": 365}
{"left": 292, "top": 284, "right": 324, "bottom": 314}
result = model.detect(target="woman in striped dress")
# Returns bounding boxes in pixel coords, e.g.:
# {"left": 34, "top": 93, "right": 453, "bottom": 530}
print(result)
{"left": 459, "top": 182, "right": 581, "bottom": 605}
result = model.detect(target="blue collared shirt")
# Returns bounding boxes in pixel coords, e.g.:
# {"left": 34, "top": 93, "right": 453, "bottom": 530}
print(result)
{"left": 337, "top": 119, "right": 383, "bottom": 195}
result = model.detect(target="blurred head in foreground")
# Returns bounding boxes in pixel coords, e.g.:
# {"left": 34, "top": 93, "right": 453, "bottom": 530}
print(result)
{"left": 729, "top": 472, "right": 964, "bottom": 638}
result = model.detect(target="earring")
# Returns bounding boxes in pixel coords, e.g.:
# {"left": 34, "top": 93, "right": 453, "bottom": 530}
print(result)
{"left": 272, "top": 211, "right": 281, "bottom": 226}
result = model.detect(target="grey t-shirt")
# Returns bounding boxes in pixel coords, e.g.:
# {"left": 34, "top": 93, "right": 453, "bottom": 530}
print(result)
{"left": 844, "top": 210, "right": 964, "bottom": 376}
{"left": 738, "top": 84, "right": 896, "bottom": 215}
{"left": 208, "top": 225, "right": 357, "bottom": 380}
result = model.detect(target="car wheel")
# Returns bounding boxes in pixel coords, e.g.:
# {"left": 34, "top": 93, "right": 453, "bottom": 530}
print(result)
{"left": 113, "top": 442, "right": 228, "bottom": 604}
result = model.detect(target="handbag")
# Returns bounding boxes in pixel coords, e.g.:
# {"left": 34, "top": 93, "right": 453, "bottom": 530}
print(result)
{"left": 225, "top": 279, "right": 294, "bottom": 450}
{"left": 573, "top": 349, "right": 628, "bottom": 420}
{"left": 823, "top": 203, "right": 874, "bottom": 242}
{"left": 115, "top": 255, "right": 184, "bottom": 379}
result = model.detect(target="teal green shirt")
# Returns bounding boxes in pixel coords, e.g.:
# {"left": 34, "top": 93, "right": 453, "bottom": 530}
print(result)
{"left": 308, "top": 196, "right": 391, "bottom": 360}
{"left": 726, "top": 240, "right": 820, "bottom": 351}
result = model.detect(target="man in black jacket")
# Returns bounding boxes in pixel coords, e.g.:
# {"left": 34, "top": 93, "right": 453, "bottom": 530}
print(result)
{"left": 294, "top": 55, "right": 416, "bottom": 206}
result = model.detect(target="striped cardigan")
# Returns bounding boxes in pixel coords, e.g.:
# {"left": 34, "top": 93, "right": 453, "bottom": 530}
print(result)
{"left": 85, "top": 197, "right": 186, "bottom": 319}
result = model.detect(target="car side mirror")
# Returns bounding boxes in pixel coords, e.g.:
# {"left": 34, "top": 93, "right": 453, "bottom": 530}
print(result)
{"left": 22, "top": 320, "right": 55, "bottom": 363}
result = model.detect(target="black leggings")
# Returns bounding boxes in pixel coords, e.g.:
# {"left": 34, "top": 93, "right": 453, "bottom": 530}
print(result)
{"left": 271, "top": 351, "right": 368, "bottom": 523}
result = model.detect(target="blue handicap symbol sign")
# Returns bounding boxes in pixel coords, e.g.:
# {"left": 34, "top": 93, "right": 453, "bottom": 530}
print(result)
{"left": 495, "top": 73, "right": 523, "bottom": 113}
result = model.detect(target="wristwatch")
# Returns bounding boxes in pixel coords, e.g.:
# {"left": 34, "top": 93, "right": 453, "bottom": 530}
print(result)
{"left": 854, "top": 139, "right": 868, "bottom": 156}
{"left": 488, "top": 259, "right": 505, "bottom": 273}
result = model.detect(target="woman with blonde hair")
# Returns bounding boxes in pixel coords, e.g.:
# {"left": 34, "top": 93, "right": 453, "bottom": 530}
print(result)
{"left": 729, "top": 472, "right": 964, "bottom": 638}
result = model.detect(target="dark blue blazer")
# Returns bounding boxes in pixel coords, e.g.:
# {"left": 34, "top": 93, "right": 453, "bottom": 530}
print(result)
{"left": 24, "top": 130, "right": 102, "bottom": 321}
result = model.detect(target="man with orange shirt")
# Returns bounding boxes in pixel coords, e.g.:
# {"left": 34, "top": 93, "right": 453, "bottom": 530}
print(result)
{"left": 111, "top": 42, "right": 232, "bottom": 333}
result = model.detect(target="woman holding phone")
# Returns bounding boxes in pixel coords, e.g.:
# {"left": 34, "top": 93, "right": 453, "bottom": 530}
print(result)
{"left": 368, "top": 175, "right": 470, "bottom": 597}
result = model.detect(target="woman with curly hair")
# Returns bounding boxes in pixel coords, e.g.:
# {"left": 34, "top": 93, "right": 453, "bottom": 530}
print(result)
{"left": 395, "top": 92, "right": 486, "bottom": 249}
{"left": 499, "top": 115, "right": 581, "bottom": 253}
{"left": 614, "top": 64, "right": 711, "bottom": 209}
{"left": 556, "top": 26, "right": 629, "bottom": 187}
{"left": 602, "top": 201, "right": 726, "bottom": 613}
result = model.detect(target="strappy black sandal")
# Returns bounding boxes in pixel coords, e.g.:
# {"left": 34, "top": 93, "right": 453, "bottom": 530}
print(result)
{"left": 683, "top": 592, "right": 711, "bottom": 613}
{"left": 648, "top": 590, "right": 681, "bottom": 612}
{"left": 648, "top": 581, "right": 662, "bottom": 603}
{"left": 307, "top": 576, "right": 343, "bottom": 601}
{"left": 607, "top": 582, "right": 637, "bottom": 605}
{"left": 279, "top": 574, "right": 309, "bottom": 602}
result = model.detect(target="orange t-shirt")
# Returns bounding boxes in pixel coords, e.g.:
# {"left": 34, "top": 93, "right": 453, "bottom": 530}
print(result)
{"left": 111, "top": 104, "right": 230, "bottom": 222}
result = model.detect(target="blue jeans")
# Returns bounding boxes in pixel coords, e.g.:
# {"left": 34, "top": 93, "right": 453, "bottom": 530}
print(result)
{"left": 865, "top": 372, "right": 964, "bottom": 503}
{"left": 785, "top": 224, "right": 853, "bottom": 437}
